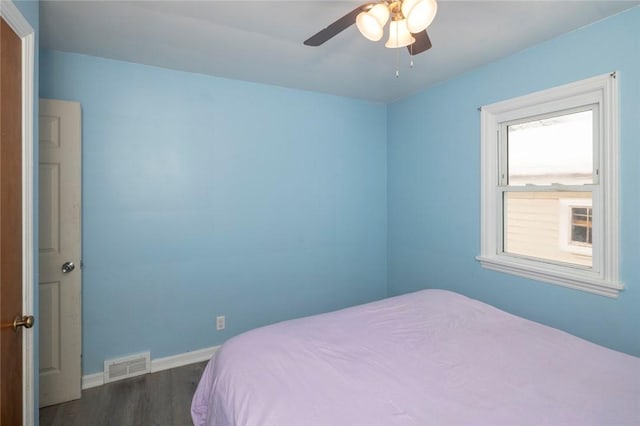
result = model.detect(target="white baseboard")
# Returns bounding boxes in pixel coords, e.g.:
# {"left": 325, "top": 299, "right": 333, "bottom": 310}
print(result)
{"left": 82, "top": 372, "right": 104, "bottom": 390}
{"left": 82, "top": 345, "right": 219, "bottom": 390}
{"left": 150, "top": 345, "right": 219, "bottom": 373}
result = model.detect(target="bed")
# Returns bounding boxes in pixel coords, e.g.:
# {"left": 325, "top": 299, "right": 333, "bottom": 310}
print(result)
{"left": 191, "top": 289, "right": 640, "bottom": 425}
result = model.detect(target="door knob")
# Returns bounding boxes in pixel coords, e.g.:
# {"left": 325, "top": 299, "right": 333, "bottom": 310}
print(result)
{"left": 61, "top": 261, "right": 75, "bottom": 273}
{"left": 13, "top": 315, "right": 34, "bottom": 332}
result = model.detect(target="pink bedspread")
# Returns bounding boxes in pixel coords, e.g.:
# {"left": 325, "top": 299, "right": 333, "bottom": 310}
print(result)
{"left": 191, "top": 290, "right": 640, "bottom": 425}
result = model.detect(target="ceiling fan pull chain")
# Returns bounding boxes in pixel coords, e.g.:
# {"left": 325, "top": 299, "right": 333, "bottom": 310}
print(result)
{"left": 395, "top": 22, "right": 400, "bottom": 78}
{"left": 410, "top": 41, "right": 414, "bottom": 68}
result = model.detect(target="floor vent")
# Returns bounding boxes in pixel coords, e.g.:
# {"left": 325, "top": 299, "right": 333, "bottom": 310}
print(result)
{"left": 103, "top": 352, "right": 151, "bottom": 383}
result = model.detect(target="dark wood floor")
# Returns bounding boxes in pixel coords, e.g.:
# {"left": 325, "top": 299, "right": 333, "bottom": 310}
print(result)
{"left": 40, "top": 361, "right": 207, "bottom": 426}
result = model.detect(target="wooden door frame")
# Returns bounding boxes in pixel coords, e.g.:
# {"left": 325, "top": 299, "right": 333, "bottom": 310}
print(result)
{"left": 0, "top": 1, "right": 35, "bottom": 425}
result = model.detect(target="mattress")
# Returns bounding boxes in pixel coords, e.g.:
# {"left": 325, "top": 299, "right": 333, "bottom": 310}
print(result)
{"left": 191, "top": 289, "right": 640, "bottom": 425}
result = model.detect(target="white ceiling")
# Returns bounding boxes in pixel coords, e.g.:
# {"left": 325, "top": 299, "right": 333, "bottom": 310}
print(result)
{"left": 40, "top": 0, "right": 639, "bottom": 103}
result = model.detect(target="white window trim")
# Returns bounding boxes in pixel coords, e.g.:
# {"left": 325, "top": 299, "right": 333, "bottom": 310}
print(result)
{"left": 477, "top": 72, "right": 622, "bottom": 298}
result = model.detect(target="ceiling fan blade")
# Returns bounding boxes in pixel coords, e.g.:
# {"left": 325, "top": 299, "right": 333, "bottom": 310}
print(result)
{"left": 304, "top": 4, "right": 372, "bottom": 47}
{"left": 408, "top": 30, "right": 432, "bottom": 55}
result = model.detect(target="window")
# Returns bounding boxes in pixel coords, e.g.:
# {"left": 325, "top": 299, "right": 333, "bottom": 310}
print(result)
{"left": 558, "top": 198, "right": 592, "bottom": 258}
{"left": 478, "top": 73, "right": 622, "bottom": 297}
{"left": 571, "top": 207, "right": 592, "bottom": 245}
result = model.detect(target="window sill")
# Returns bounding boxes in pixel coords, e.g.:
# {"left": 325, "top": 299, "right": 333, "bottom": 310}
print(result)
{"left": 476, "top": 255, "right": 623, "bottom": 298}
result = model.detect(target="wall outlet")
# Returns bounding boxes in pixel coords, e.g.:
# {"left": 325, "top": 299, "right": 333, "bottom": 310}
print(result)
{"left": 216, "top": 315, "right": 225, "bottom": 331}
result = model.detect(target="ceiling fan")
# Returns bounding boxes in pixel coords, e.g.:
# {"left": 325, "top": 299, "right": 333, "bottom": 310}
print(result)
{"left": 304, "top": 0, "right": 437, "bottom": 56}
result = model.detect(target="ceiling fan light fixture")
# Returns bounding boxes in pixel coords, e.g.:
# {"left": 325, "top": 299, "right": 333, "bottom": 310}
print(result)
{"left": 369, "top": 3, "right": 391, "bottom": 25}
{"left": 385, "top": 19, "right": 415, "bottom": 48}
{"left": 356, "top": 12, "right": 383, "bottom": 41}
{"left": 402, "top": 0, "right": 438, "bottom": 33}
{"left": 356, "top": 3, "right": 390, "bottom": 41}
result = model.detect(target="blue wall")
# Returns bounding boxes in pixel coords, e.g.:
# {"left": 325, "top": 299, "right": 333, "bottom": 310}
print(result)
{"left": 388, "top": 7, "right": 640, "bottom": 356}
{"left": 40, "top": 51, "right": 388, "bottom": 374}
{"left": 40, "top": 6, "right": 640, "bottom": 377}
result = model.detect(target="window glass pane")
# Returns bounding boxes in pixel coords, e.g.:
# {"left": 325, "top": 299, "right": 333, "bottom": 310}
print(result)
{"left": 503, "top": 191, "right": 592, "bottom": 267}
{"left": 507, "top": 110, "right": 593, "bottom": 186}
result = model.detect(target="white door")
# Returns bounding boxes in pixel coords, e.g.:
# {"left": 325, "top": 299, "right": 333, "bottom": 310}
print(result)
{"left": 39, "top": 98, "right": 82, "bottom": 407}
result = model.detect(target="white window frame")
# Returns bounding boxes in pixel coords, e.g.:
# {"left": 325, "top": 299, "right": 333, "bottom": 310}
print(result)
{"left": 477, "top": 72, "right": 622, "bottom": 298}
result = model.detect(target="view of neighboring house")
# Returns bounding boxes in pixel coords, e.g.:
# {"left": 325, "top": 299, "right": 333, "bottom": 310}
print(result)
{"left": 506, "top": 191, "right": 592, "bottom": 267}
